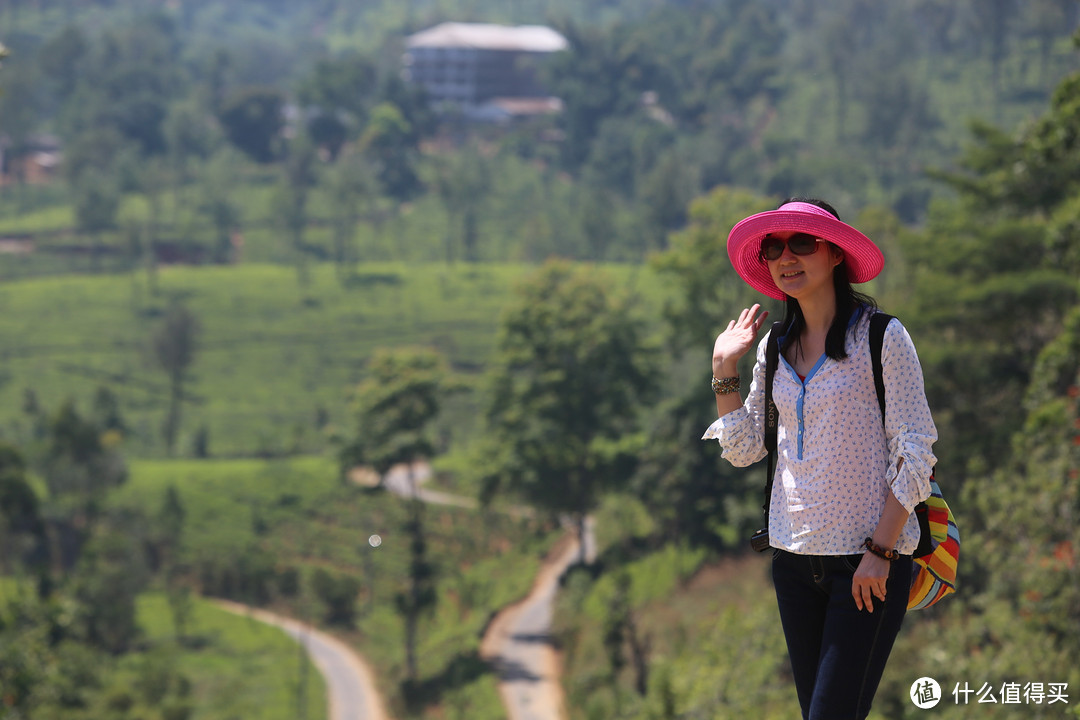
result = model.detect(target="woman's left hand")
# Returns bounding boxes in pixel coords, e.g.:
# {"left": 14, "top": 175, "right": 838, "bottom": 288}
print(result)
{"left": 852, "top": 553, "right": 891, "bottom": 613}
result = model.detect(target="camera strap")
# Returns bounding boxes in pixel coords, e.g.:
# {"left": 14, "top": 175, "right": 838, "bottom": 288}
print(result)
{"left": 762, "top": 321, "right": 783, "bottom": 518}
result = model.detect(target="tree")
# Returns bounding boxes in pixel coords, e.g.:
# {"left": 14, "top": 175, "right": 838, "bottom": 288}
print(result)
{"left": 41, "top": 399, "right": 128, "bottom": 516}
{"left": 432, "top": 143, "right": 492, "bottom": 263}
{"left": 903, "top": 64, "right": 1080, "bottom": 478}
{"left": 164, "top": 98, "right": 220, "bottom": 216}
{"left": 970, "top": 0, "right": 1019, "bottom": 109}
{"left": 0, "top": 59, "right": 43, "bottom": 195}
{"left": 359, "top": 102, "right": 422, "bottom": 203}
{"left": 601, "top": 570, "right": 650, "bottom": 706}
{"left": 575, "top": 181, "right": 618, "bottom": 261}
{"left": 72, "top": 168, "right": 121, "bottom": 270}
{"left": 636, "top": 149, "right": 698, "bottom": 251}
{"left": 641, "top": 188, "right": 775, "bottom": 548}
{"left": 156, "top": 484, "right": 185, "bottom": 566}
{"left": 395, "top": 501, "right": 437, "bottom": 683}
{"left": 50, "top": 15, "right": 181, "bottom": 158}
{"left": 933, "top": 71, "right": 1080, "bottom": 216}
{"left": 337, "top": 345, "right": 446, "bottom": 682}
{"left": 325, "top": 150, "right": 379, "bottom": 278}
{"left": 36, "top": 25, "right": 88, "bottom": 100}
{"left": 70, "top": 524, "right": 148, "bottom": 654}
{"left": 274, "top": 135, "right": 319, "bottom": 287}
{"left": 340, "top": 347, "right": 448, "bottom": 487}
{"left": 217, "top": 86, "right": 285, "bottom": 163}
{"left": 544, "top": 21, "right": 661, "bottom": 169}
{"left": 152, "top": 302, "right": 201, "bottom": 455}
{"left": 296, "top": 52, "right": 379, "bottom": 159}
{"left": 90, "top": 385, "right": 126, "bottom": 437}
{"left": 198, "top": 149, "right": 243, "bottom": 264}
{"left": 312, "top": 569, "right": 361, "bottom": 627}
{"left": 478, "top": 261, "right": 660, "bottom": 561}
{"left": 0, "top": 442, "right": 46, "bottom": 574}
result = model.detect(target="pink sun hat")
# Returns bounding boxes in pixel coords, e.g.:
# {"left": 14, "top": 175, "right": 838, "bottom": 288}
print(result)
{"left": 726, "top": 201, "right": 884, "bottom": 300}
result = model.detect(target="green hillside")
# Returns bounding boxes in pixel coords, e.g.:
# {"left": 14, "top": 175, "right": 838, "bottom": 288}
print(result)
{"left": 0, "top": 579, "right": 327, "bottom": 720}
{"left": 3, "top": 2, "right": 1080, "bottom": 718}
{"left": 0, "top": 262, "right": 668, "bottom": 458}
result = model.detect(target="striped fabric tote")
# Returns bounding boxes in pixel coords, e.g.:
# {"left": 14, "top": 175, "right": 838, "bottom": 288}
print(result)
{"left": 907, "top": 473, "right": 959, "bottom": 610}
{"left": 870, "top": 314, "right": 959, "bottom": 611}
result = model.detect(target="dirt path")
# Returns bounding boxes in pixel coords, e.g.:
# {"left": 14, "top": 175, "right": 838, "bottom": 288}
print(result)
{"left": 350, "top": 462, "right": 476, "bottom": 509}
{"left": 480, "top": 518, "right": 595, "bottom": 720}
{"left": 351, "top": 460, "right": 585, "bottom": 719}
{"left": 214, "top": 600, "right": 392, "bottom": 720}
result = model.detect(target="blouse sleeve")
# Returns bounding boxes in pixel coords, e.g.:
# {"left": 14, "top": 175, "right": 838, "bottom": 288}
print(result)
{"left": 701, "top": 332, "right": 770, "bottom": 467}
{"left": 880, "top": 318, "right": 938, "bottom": 513}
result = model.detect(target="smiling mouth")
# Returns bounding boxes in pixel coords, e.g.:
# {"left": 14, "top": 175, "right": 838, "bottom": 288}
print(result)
{"left": 781, "top": 271, "right": 804, "bottom": 278}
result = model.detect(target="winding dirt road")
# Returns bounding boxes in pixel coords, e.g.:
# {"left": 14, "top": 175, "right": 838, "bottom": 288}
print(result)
{"left": 347, "top": 461, "right": 588, "bottom": 720}
{"left": 480, "top": 518, "right": 595, "bottom": 720}
{"left": 214, "top": 600, "right": 391, "bottom": 720}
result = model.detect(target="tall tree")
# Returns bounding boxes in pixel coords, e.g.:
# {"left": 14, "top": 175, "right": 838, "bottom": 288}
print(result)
{"left": 41, "top": 400, "right": 128, "bottom": 512}
{"left": 72, "top": 168, "right": 121, "bottom": 271}
{"left": 642, "top": 187, "right": 774, "bottom": 547}
{"left": 198, "top": 149, "right": 243, "bottom": 264}
{"left": 325, "top": 150, "right": 379, "bottom": 278}
{"left": 395, "top": 500, "right": 437, "bottom": 683}
{"left": 296, "top": 52, "right": 378, "bottom": 159}
{"left": 544, "top": 21, "right": 661, "bottom": 169}
{"left": 359, "top": 102, "right": 422, "bottom": 203}
{"left": 152, "top": 302, "right": 201, "bottom": 456}
{"left": 274, "top": 134, "right": 319, "bottom": 287}
{"left": 339, "top": 347, "right": 448, "bottom": 487}
{"left": 477, "top": 261, "right": 659, "bottom": 561}
{"left": 37, "top": 399, "right": 128, "bottom": 576}
{"left": 433, "top": 143, "right": 492, "bottom": 263}
{"left": 0, "top": 442, "right": 46, "bottom": 574}
{"left": 70, "top": 523, "right": 148, "bottom": 654}
{"left": 217, "top": 86, "right": 285, "bottom": 163}
{"left": 906, "top": 63, "right": 1080, "bottom": 478}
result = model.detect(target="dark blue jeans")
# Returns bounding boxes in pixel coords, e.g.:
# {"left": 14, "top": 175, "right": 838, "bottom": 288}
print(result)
{"left": 771, "top": 549, "right": 912, "bottom": 720}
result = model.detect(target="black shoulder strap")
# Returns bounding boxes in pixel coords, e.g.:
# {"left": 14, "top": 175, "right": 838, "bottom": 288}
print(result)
{"left": 762, "top": 322, "right": 783, "bottom": 515}
{"left": 869, "top": 311, "right": 934, "bottom": 557}
{"left": 869, "top": 312, "right": 895, "bottom": 418}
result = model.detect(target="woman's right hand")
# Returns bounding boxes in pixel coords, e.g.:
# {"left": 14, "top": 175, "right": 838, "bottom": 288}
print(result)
{"left": 712, "top": 304, "right": 768, "bottom": 376}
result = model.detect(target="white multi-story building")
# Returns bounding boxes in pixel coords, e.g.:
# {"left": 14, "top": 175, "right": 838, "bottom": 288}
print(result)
{"left": 403, "top": 22, "right": 568, "bottom": 117}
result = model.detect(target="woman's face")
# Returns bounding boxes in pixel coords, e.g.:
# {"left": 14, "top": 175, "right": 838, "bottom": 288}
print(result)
{"left": 763, "top": 232, "right": 844, "bottom": 301}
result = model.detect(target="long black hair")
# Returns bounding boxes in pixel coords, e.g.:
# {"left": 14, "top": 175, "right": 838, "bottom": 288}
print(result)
{"left": 773, "top": 198, "right": 878, "bottom": 361}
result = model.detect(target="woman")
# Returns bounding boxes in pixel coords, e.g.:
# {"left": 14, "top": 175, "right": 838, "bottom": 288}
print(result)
{"left": 702, "top": 198, "right": 937, "bottom": 719}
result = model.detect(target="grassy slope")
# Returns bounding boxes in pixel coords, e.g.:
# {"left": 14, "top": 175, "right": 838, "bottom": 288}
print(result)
{"left": 0, "top": 261, "right": 666, "bottom": 458}
{"left": 0, "top": 578, "right": 326, "bottom": 719}
{"left": 556, "top": 543, "right": 906, "bottom": 720}
{"left": 135, "top": 593, "right": 328, "bottom": 720}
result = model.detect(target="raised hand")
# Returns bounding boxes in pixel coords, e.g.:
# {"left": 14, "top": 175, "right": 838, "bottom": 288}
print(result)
{"left": 712, "top": 304, "right": 769, "bottom": 377}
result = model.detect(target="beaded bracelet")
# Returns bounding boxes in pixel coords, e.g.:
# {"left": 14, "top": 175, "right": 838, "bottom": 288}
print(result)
{"left": 711, "top": 375, "right": 740, "bottom": 395}
{"left": 863, "top": 537, "right": 899, "bottom": 561}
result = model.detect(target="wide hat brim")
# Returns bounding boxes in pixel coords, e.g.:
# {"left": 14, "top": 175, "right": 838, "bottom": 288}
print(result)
{"left": 726, "top": 202, "right": 884, "bottom": 300}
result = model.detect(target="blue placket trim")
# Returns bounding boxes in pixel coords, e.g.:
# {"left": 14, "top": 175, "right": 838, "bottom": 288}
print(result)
{"left": 774, "top": 306, "right": 865, "bottom": 461}
{"left": 780, "top": 353, "right": 828, "bottom": 460}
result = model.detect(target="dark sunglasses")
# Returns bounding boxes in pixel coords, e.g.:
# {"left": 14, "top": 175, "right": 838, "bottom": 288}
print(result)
{"left": 759, "top": 233, "right": 822, "bottom": 262}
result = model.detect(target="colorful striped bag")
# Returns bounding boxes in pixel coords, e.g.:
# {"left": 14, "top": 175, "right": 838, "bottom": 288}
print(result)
{"left": 870, "top": 314, "right": 959, "bottom": 610}
{"left": 905, "top": 473, "right": 959, "bottom": 610}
